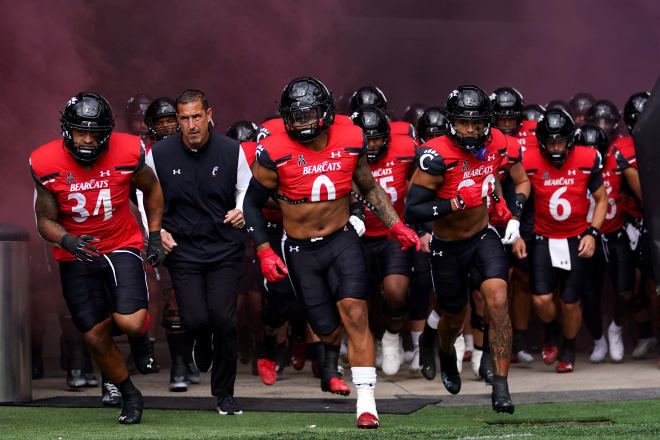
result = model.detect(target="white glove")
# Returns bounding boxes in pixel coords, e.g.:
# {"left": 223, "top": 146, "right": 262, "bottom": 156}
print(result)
{"left": 501, "top": 219, "right": 520, "bottom": 245}
{"left": 349, "top": 215, "right": 366, "bottom": 237}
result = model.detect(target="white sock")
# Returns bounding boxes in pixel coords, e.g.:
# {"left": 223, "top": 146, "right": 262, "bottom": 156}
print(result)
{"left": 427, "top": 310, "right": 440, "bottom": 329}
{"left": 411, "top": 330, "right": 422, "bottom": 348}
{"left": 351, "top": 367, "right": 377, "bottom": 419}
{"left": 464, "top": 333, "right": 474, "bottom": 351}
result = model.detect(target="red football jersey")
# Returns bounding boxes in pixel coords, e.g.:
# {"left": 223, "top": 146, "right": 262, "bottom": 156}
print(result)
{"left": 496, "top": 135, "right": 523, "bottom": 180}
{"left": 256, "top": 124, "right": 365, "bottom": 204}
{"left": 522, "top": 145, "right": 602, "bottom": 238}
{"left": 364, "top": 135, "right": 416, "bottom": 236}
{"left": 611, "top": 136, "right": 642, "bottom": 219}
{"left": 389, "top": 121, "right": 415, "bottom": 138}
{"left": 586, "top": 144, "right": 624, "bottom": 234}
{"left": 30, "top": 133, "right": 146, "bottom": 261}
{"left": 417, "top": 129, "right": 509, "bottom": 201}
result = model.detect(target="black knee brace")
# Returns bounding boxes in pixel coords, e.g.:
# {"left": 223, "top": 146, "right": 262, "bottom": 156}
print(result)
{"left": 161, "top": 308, "right": 184, "bottom": 332}
{"left": 384, "top": 302, "right": 408, "bottom": 323}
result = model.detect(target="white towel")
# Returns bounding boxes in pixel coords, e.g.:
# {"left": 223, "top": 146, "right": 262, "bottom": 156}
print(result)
{"left": 548, "top": 238, "right": 571, "bottom": 271}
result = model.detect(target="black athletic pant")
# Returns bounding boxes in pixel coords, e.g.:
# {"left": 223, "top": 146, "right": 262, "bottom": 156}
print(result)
{"left": 168, "top": 258, "right": 242, "bottom": 399}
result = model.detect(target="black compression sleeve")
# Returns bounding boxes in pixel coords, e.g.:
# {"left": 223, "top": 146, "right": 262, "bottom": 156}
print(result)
{"left": 510, "top": 193, "right": 527, "bottom": 218}
{"left": 243, "top": 177, "right": 273, "bottom": 247}
{"left": 404, "top": 183, "right": 453, "bottom": 224}
{"left": 587, "top": 173, "right": 604, "bottom": 194}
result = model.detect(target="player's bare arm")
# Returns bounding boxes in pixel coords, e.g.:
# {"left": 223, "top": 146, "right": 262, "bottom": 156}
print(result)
{"left": 509, "top": 161, "right": 531, "bottom": 216}
{"left": 579, "top": 184, "right": 607, "bottom": 258}
{"left": 35, "top": 184, "right": 68, "bottom": 245}
{"left": 131, "top": 165, "right": 163, "bottom": 233}
{"left": 622, "top": 167, "right": 643, "bottom": 208}
{"left": 352, "top": 154, "right": 401, "bottom": 228}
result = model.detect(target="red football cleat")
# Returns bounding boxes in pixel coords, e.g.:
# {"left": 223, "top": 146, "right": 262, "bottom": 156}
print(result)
{"left": 323, "top": 377, "right": 350, "bottom": 396}
{"left": 463, "top": 350, "right": 472, "bottom": 362}
{"left": 556, "top": 361, "right": 574, "bottom": 373}
{"left": 290, "top": 339, "right": 306, "bottom": 371}
{"left": 542, "top": 345, "right": 559, "bottom": 365}
{"left": 257, "top": 358, "right": 277, "bottom": 385}
{"left": 357, "top": 412, "right": 380, "bottom": 429}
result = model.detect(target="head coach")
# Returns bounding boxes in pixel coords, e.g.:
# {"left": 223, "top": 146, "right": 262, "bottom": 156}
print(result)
{"left": 145, "top": 89, "right": 251, "bottom": 415}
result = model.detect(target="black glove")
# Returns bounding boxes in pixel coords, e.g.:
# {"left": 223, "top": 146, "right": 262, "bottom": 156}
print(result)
{"left": 146, "top": 231, "right": 165, "bottom": 267}
{"left": 61, "top": 234, "right": 100, "bottom": 263}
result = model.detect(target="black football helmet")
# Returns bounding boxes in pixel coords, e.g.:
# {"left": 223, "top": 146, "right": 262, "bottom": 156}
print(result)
{"left": 349, "top": 86, "right": 388, "bottom": 113}
{"left": 536, "top": 108, "right": 575, "bottom": 166}
{"left": 568, "top": 92, "right": 595, "bottom": 122}
{"left": 586, "top": 99, "right": 620, "bottom": 138}
{"left": 522, "top": 104, "right": 545, "bottom": 122}
{"left": 546, "top": 100, "right": 571, "bottom": 115}
{"left": 574, "top": 124, "right": 609, "bottom": 158}
{"left": 61, "top": 92, "right": 115, "bottom": 163}
{"left": 279, "top": 76, "right": 335, "bottom": 143}
{"left": 125, "top": 93, "right": 152, "bottom": 136}
{"left": 144, "top": 97, "right": 178, "bottom": 141}
{"left": 226, "top": 120, "right": 259, "bottom": 142}
{"left": 351, "top": 105, "right": 391, "bottom": 163}
{"left": 417, "top": 106, "right": 448, "bottom": 144}
{"left": 446, "top": 85, "right": 492, "bottom": 151}
{"left": 490, "top": 87, "right": 524, "bottom": 135}
{"left": 402, "top": 103, "right": 426, "bottom": 126}
{"left": 623, "top": 92, "right": 650, "bottom": 134}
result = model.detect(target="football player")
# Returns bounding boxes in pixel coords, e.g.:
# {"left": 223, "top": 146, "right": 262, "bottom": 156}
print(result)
{"left": 30, "top": 92, "right": 165, "bottom": 424}
{"left": 568, "top": 92, "right": 596, "bottom": 127}
{"left": 244, "top": 76, "right": 420, "bottom": 429}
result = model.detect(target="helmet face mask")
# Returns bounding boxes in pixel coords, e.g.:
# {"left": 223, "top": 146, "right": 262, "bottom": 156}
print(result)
{"left": 446, "top": 86, "right": 492, "bottom": 152}
{"left": 61, "top": 92, "right": 115, "bottom": 163}
{"left": 351, "top": 105, "right": 390, "bottom": 163}
{"left": 490, "top": 87, "right": 524, "bottom": 134}
{"left": 279, "top": 77, "right": 335, "bottom": 144}
{"left": 536, "top": 109, "right": 575, "bottom": 167}
{"left": 145, "top": 97, "right": 179, "bottom": 141}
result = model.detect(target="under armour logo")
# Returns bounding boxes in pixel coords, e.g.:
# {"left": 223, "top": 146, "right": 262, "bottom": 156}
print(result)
{"left": 267, "top": 222, "right": 277, "bottom": 229}
{"left": 386, "top": 161, "right": 395, "bottom": 167}
{"left": 173, "top": 169, "right": 181, "bottom": 175}
{"left": 433, "top": 206, "right": 439, "bottom": 216}
{"left": 567, "top": 169, "right": 576, "bottom": 176}
{"left": 289, "top": 246, "right": 299, "bottom": 252}
{"left": 330, "top": 151, "right": 341, "bottom": 158}
{"left": 298, "top": 154, "right": 306, "bottom": 166}
{"left": 247, "top": 227, "right": 254, "bottom": 232}
{"left": 100, "top": 170, "right": 110, "bottom": 177}
{"left": 66, "top": 172, "right": 75, "bottom": 184}
{"left": 432, "top": 250, "right": 443, "bottom": 257}
{"left": 211, "top": 166, "right": 219, "bottom": 177}
{"left": 487, "top": 154, "right": 496, "bottom": 162}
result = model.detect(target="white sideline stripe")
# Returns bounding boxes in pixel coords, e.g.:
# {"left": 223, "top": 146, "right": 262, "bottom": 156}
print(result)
{"left": 457, "top": 434, "right": 534, "bottom": 440}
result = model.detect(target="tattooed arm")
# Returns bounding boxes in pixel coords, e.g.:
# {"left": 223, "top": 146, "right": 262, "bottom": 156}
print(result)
{"left": 352, "top": 154, "right": 401, "bottom": 228}
{"left": 35, "top": 185, "right": 67, "bottom": 246}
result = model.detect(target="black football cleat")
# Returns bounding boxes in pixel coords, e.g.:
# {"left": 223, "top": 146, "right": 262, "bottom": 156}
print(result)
{"left": 479, "top": 351, "right": 495, "bottom": 385}
{"left": 101, "top": 378, "right": 122, "bottom": 407}
{"left": 129, "top": 334, "right": 160, "bottom": 375}
{"left": 491, "top": 376, "right": 515, "bottom": 414}
{"left": 419, "top": 324, "right": 437, "bottom": 380}
{"left": 169, "top": 356, "right": 188, "bottom": 392}
{"left": 118, "top": 390, "right": 143, "bottom": 424}
{"left": 438, "top": 348, "right": 461, "bottom": 395}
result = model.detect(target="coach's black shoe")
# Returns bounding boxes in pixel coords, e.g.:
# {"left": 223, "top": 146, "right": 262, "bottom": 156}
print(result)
{"left": 438, "top": 348, "right": 461, "bottom": 395}
{"left": 67, "top": 369, "right": 86, "bottom": 388}
{"left": 419, "top": 324, "right": 437, "bottom": 380}
{"left": 217, "top": 396, "right": 243, "bottom": 415}
{"left": 169, "top": 356, "right": 188, "bottom": 392}
{"left": 193, "top": 331, "right": 214, "bottom": 373}
{"left": 479, "top": 351, "right": 495, "bottom": 385}
{"left": 118, "top": 390, "right": 143, "bottom": 424}
{"left": 491, "top": 375, "right": 514, "bottom": 414}
{"left": 101, "top": 378, "right": 122, "bottom": 407}
{"left": 129, "top": 334, "right": 159, "bottom": 374}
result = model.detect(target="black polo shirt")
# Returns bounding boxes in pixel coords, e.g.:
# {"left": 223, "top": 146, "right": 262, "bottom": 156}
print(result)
{"left": 146, "top": 132, "right": 251, "bottom": 266}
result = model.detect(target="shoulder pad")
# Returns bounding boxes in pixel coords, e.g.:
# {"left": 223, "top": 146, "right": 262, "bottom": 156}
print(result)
{"left": 256, "top": 126, "right": 271, "bottom": 143}
{"left": 415, "top": 147, "right": 447, "bottom": 175}
{"left": 255, "top": 144, "right": 277, "bottom": 171}
{"left": 591, "top": 149, "right": 603, "bottom": 173}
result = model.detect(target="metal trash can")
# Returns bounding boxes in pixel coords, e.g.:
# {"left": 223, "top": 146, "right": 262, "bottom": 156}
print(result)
{"left": 0, "top": 223, "right": 31, "bottom": 402}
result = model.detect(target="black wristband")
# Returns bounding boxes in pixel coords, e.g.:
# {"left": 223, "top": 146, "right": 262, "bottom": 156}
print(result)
{"left": 61, "top": 233, "right": 76, "bottom": 252}
{"left": 511, "top": 193, "right": 527, "bottom": 218}
{"left": 453, "top": 194, "right": 466, "bottom": 210}
{"left": 148, "top": 231, "right": 161, "bottom": 243}
{"left": 584, "top": 226, "right": 600, "bottom": 238}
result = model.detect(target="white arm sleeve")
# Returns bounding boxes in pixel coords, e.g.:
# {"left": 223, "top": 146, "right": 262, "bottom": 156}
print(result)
{"left": 234, "top": 147, "right": 252, "bottom": 212}
{"left": 145, "top": 149, "right": 159, "bottom": 180}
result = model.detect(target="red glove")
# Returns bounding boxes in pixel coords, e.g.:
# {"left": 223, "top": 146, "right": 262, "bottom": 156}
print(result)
{"left": 257, "top": 247, "right": 288, "bottom": 282}
{"left": 389, "top": 222, "right": 421, "bottom": 251}
{"left": 491, "top": 193, "right": 512, "bottom": 225}
{"left": 453, "top": 185, "right": 483, "bottom": 210}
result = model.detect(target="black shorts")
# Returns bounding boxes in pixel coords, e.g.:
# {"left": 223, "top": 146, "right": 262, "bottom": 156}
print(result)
{"left": 530, "top": 235, "right": 588, "bottom": 304}
{"left": 362, "top": 235, "right": 413, "bottom": 297}
{"left": 430, "top": 227, "right": 509, "bottom": 314}
{"left": 602, "top": 230, "right": 635, "bottom": 292}
{"left": 263, "top": 223, "right": 297, "bottom": 326}
{"left": 59, "top": 248, "right": 148, "bottom": 333}
{"left": 282, "top": 222, "right": 368, "bottom": 336}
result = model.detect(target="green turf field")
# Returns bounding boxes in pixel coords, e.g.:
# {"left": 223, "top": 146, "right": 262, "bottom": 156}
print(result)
{"left": 2, "top": 399, "right": 660, "bottom": 439}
